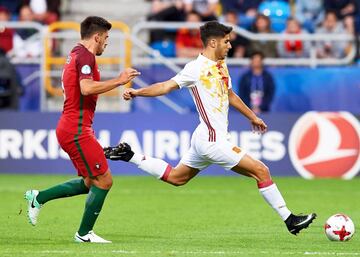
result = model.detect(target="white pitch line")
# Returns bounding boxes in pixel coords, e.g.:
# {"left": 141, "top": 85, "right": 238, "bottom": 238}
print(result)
{"left": 304, "top": 252, "right": 360, "bottom": 256}
{"left": 3, "top": 250, "right": 360, "bottom": 256}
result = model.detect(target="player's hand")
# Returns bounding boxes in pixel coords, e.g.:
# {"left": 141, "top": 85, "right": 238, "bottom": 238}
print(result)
{"left": 250, "top": 117, "right": 267, "bottom": 134}
{"left": 118, "top": 68, "right": 141, "bottom": 85}
{"left": 123, "top": 88, "right": 138, "bottom": 101}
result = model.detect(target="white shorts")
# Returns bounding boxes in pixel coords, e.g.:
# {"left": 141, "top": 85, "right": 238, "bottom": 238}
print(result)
{"left": 180, "top": 130, "right": 246, "bottom": 171}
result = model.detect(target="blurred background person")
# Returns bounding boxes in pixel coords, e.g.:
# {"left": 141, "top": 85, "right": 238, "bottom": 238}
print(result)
{"left": 184, "top": 0, "right": 219, "bottom": 21}
{"left": 249, "top": 14, "right": 278, "bottom": 58}
{"left": 0, "top": 0, "right": 22, "bottom": 19}
{"left": 0, "top": 49, "right": 23, "bottom": 110}
{"left": 277, "top": 17, "right": 311, "bottom": 58}
{"left": 220, "top": 0, "right": 262, "bottom": 29}
{"left": 24, "top": 0, "right": 61, "bottom": 24}
{"left": 295, "top": 0, "right": 324, "bottom": 33}
{"left": 0, "top": 6, "right": 14, "bottom": 53}
{"left": 224, "top": 10, "right": 249, "bottom": 58}
{"left": 147, "top": 0, "right": 186, "bottom": 44}
{"left": 324, "top": 0, "right": 356, "bottom": 34}
{"left": 238, "top": 51, "right": 276, "bottom": 114}
{"left": 11, "top": 5, "right": 42, "bottom": 58}
{"left": 175, "top": 11, "right": 203, "bottom": 57}
{"left": 316, "top": 11, "right": 350, "bottom": 58}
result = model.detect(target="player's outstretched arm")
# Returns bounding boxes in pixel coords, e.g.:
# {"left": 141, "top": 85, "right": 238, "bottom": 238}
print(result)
{"left": 228, "top": 89, "right": 267, "bottom": 133}
{"left": 123, "top": 79, "right": 179, "bottom": 100}
{"left": 80, "top": 68, "right": 140, "bottom": 96}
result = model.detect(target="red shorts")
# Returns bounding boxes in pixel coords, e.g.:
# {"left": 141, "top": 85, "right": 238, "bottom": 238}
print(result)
{"left": 56, "top": 128, "right": 108, "bottom": 178}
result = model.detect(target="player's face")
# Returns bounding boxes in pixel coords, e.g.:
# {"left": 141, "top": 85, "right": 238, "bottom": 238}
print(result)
{"left": 95, "top": 31, "right": 109, "bottom": 56}
{"left": 215, "top": 34, "right": 232, "bottom": 60}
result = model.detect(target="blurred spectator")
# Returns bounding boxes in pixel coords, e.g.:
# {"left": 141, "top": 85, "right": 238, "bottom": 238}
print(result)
{"left": 0, "top": 6, "right": 14, "bottom": 53}
{"left": 238, "top": 51, "right": 275, "bottom": 113}
{"left": 148, "top": 0, "right": 185, "bottom": 22}
{"left": 316, "top": 11, "right": 350, "bottom": 58}
{"left": 295, "top": 0, "right": 324, "bottom": 33}
{"left": 24, "top": 0, "right": 60, "bottom": 24}
{"left": 175, "top": 11, "right": 203, "bottom": 57}
{"left": 221, "top": 0, "right": 262, "bottom": 29}
{"left": 11, "top": 5, "right": 42, "bottom": 58}
{"left": 277, "top": 17, "right": 311, "bottom": 58}
{"left": 147, "top": 0, "right": 185, "bottom": 43}
{"left": 249, "top": 14, "right": 278, "bottom": 57}
{"left": 224, "top": 10, "right": 249, "bottom": 57}
{"left": 324, "top": 0, "right": 356, "bottom": 34}
{"left": 0, "top": 0, "right": 22, "bottom": 18}
{"left": 0, "top": 49, "right": 23, "bottom": 110}
{"left": 184, "top": 0, "right": 218, "bottom": 21}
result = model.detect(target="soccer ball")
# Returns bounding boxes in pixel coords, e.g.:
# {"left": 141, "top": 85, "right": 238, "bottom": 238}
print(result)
{"left": 324, "top": 214, "right": 355, "bottom": 241}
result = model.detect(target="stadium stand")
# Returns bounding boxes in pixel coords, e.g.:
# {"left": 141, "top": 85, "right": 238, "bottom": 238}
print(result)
{"left": 0, "top": 0, "right": 358, "bottom": 113}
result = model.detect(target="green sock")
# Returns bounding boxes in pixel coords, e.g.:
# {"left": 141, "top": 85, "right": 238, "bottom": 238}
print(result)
{"left": 78, "top": 186, "right": 109, "bottom": 236}
{"left": 36, "top": 178, "right": 89, "bottom": 205}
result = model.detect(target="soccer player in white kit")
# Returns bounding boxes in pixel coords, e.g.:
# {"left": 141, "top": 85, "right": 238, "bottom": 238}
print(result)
{"left": 105, "top": 21, "right": 316, "bottom": 235}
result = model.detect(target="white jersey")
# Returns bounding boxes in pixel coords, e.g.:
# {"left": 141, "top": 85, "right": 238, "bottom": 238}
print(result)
{"left": 172, "top": 54, "right": 232, "bottom": 142}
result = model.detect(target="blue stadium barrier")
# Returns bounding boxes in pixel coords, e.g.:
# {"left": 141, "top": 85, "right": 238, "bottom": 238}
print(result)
{"left": 14, "top": 64, "right": 360, "bottom": 113}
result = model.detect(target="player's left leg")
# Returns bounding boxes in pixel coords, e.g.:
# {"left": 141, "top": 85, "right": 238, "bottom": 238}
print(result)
{"left": 104, "top": 143, "right": 200, "bottom": 186}
{"left": 231, "top": 154, "right": 316, "bottom": 235}
{"left": 24, "top": 178, "right": 90, "bottom": 226}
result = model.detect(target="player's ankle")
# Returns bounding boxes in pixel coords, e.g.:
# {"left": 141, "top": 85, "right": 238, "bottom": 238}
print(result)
{"left": 129, "top": 153, "right": 144, "bottom": 165}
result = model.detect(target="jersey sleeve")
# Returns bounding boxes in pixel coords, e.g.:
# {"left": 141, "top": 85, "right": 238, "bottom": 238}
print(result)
{"left": 228, "top": 75, "right": 233, "bottom": 89}
{"left": 76, "top": 51, "right": 95, "bottom": 81}
{"left": 171, "top": 61, "right": 198, "bottom": 88}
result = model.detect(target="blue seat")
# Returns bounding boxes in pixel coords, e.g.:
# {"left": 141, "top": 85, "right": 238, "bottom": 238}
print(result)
{"left": 258, "top": 0, "right": 290, "bottom": 32}
{"left": 150, "top": 40, "right": 176, "bottom": 57}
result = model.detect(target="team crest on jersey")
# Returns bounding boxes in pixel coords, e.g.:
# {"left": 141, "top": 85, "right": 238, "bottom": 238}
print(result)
{"left": 95, "top": 163, "right": 101, "bottom": 169}
{"left": 81, "top": 65, "right": 91, "bottom": 75}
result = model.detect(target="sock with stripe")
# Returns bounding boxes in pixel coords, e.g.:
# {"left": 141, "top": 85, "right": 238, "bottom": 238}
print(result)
{"left": 258, "top": 180, "right": 292, "bottom": 221}
{"left": 36, "top": 178, "right": 89, "bottom": 205}
{"left": 129, "top": 153, "right": 171, "bottom": 180}
{"left": 78, "top": 185, "right": 109, "bottom": 236}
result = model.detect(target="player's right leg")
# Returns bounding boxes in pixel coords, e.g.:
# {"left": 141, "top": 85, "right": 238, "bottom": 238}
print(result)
{"left": 104, "top": 142, "right": 200, "bottom": 186}
{"left": 231, "top": 154, "right": 316, "bottom": 235}
{"left": 72, "top": 133, "right": 113, "bottom": 243}
{"left": 74, "top": 169, "right": 112, "bottom": 243}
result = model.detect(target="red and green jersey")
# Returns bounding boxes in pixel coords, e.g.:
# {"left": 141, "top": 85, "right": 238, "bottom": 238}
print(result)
{"left": 57, "top": 44, "right": 100, "bottom": 134}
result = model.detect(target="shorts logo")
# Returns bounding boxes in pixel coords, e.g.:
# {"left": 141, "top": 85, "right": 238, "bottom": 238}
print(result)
{"left": 81, "top": 65, "right": 91, "bottom": 75}
{"left": 232, "top": 146, "right": 241, "bottom": 154}
{"left": 95, "top": 163, "right": 101, "bottom": 170}
{"left": 288, "top": 112, "right": 360, "bottom": 179}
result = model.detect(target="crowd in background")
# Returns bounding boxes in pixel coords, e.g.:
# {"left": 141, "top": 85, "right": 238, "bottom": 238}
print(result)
{"left": 0, "top": 0, "right": 61, "bottom": 57}
{"left": 0, "top": 0, "right": 358, "bottom": 59}
{"left": 147, "top": 0, "right": 358, "bottom": 59}
{"left": 0, "top": 0, "right": 359, "bottom": 113}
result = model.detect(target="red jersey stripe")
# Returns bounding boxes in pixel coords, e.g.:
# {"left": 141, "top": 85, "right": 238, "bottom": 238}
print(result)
{"left": 191, "top": 87, "right": 216, "bottom": 142}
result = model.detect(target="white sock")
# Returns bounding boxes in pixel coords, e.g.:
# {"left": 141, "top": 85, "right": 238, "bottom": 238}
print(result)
{"left": 258, "top": 182, "right": 291, "bottom": 221}
{"left": 129, "top": 153, "right": 171, "bottom": 180}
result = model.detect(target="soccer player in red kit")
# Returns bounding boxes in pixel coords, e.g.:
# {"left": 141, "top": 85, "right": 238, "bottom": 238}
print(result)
{"left": 24, "top": 16, "right": 140, "bottom": 243}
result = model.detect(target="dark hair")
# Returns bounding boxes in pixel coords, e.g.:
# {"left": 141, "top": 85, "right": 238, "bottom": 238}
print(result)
{"left": 200, "top": 21, "right": 232, "bottom": 46}
{"left": 80, "top": 16, "right": 112, "bottom": 40}
{"left": 250, "top": 50, "right": 265, "bottom": 59}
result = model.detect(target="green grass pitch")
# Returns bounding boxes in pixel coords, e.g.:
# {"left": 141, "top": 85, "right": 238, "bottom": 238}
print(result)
{"left": 1, "top": 174, "right": 359, "bottom": 257}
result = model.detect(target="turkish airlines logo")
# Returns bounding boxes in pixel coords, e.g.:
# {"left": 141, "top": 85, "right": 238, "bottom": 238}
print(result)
{"left": 289, "top": 112, "right": 360, "bottom": 179}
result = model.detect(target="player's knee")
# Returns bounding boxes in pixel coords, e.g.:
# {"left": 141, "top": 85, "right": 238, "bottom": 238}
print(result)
{"left": 99, "top": 176, "right": 113, "bottom": 190}
{"left": 254, "top": 162, "right": 270, "bottom": 181}
{"left": 167, "top": 177, "right": 189, "bottom": 187}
